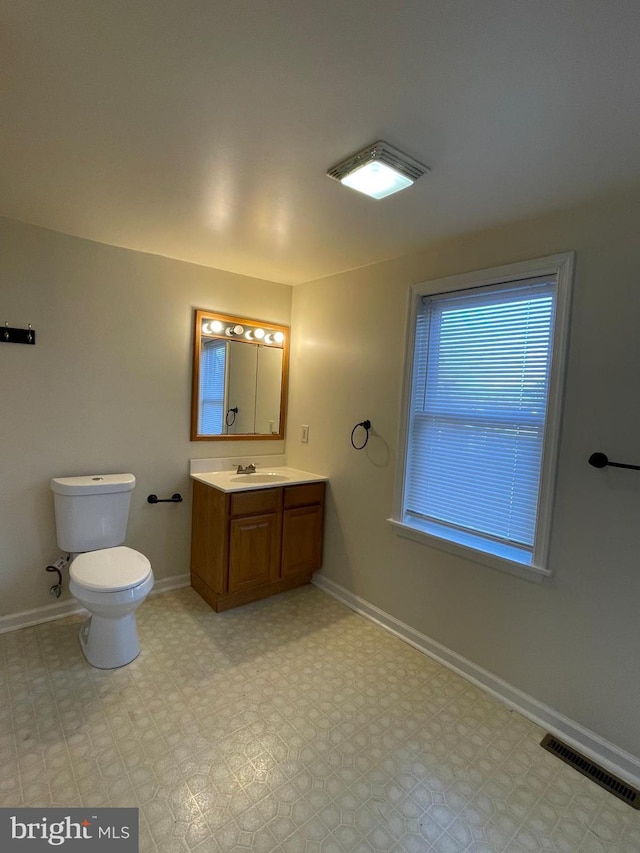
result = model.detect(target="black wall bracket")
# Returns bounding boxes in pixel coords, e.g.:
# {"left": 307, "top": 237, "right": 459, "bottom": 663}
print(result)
{"left": 1, "top": 323, "right": 36, "bottom": 345}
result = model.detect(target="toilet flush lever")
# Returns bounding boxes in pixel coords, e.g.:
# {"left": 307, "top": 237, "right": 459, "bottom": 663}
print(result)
{"left": 147, "top": 493, "right": 183, "bottom": 504}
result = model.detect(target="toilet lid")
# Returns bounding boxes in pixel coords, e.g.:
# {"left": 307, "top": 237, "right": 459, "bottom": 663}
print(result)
{"left": 70, "top": 546, "right": 152, "bottom": 592}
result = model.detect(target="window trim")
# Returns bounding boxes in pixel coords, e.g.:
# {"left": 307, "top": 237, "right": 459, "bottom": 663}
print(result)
{"left": 389, "top": 252, "right": 574, "bottom": 582}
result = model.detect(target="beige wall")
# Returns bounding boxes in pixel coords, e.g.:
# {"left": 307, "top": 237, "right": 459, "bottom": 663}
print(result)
{"left": 0, "top": 218, "right": 291, "bottom": 617}
{"left": 3, "top": 188, "right": 640, "bottom": 762}
{"left": 287, "top": 188, "right": 640, "bottom": 759}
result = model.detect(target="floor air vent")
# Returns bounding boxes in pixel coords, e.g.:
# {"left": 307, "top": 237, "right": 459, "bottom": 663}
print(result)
{"left": 540, "top": 734, "right": 639, "bottom": 809}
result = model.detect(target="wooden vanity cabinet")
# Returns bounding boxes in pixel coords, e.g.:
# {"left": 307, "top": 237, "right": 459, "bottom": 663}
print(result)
{"left": 282, "top": 483, "right": 325, "bottom": 577}
{"left": 190, "top": 479, "right": 325, "bottom": 612}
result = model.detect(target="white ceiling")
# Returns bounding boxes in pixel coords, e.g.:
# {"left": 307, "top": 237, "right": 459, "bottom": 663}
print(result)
{"left": 3, "top": 1, "right": 640, "bottom": 285}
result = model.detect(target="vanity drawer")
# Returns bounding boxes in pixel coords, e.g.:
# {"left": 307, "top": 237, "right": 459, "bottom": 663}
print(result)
{"left": 284, "top": 482, "right": 325, "bottom": 508}
{"left": 230, "top": 487, "right": 282, "bottom": 517}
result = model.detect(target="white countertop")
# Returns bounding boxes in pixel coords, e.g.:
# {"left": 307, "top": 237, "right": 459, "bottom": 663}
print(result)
{"left": 190, "top": 466, "right": 327, "bottom": 493}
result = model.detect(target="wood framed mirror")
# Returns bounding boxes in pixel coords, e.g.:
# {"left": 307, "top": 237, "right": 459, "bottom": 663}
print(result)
{"left": 191, "top": 309, "right": 289, "bottom": 441}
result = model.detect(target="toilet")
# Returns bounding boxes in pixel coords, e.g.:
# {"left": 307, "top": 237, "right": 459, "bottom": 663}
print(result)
{"left": 50, "top": 473, "right": 154, "bottom": 669}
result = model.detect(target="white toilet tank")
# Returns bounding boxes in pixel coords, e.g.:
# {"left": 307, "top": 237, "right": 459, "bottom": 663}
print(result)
{"left": 50, "top": 473, "right": 136, "bottom": 552}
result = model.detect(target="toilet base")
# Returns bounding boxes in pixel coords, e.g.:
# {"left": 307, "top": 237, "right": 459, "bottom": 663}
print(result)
{"left": 79, "top": 613, "right": 140, "bottom": 669}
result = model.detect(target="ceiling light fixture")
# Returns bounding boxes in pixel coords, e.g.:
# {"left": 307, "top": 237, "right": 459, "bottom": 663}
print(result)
{"left": 327, "top": 140, "right": 429, "bottom": 200}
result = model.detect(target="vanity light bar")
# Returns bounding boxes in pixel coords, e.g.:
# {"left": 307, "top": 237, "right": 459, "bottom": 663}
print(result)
{"left": 201, "top": 319, "right": 286, "bottom": 347}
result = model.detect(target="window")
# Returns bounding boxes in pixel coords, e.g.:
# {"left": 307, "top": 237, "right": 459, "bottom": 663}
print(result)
{"left": 390, "top": 253, "right": 574, "bottom": 581}
{"left": 198, "top": 339, "right": 226, "bottom": 435}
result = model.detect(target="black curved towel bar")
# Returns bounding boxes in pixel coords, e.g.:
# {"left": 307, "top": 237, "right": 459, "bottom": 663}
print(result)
{"left": 588, "top": 452, "right": 640, "bottom": 471}
{"left": 147, "top": 493, "right": 183, "bottom": 504}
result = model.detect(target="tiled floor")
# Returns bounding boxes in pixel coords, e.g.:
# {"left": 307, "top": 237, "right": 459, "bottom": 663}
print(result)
{"left": 1, "top": 585, "right": 638, "bottom": 853}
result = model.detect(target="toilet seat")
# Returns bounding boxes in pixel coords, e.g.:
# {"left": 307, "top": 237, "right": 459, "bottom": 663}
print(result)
{"left": 70, "top": 546, "right": 151, "bottom": 592}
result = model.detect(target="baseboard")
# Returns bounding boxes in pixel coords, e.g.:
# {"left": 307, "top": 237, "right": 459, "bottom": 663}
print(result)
{"left": 151, "top": 573, "right": 191, "bottom": 596}
{"left": 312, "top": 573, "right": 640, "bottom": 789}
{"left": 0, "top": 573, "right": 191, "bottom": 635}
{"left": 0, "top": 598, "right": 86, "bottom": 634}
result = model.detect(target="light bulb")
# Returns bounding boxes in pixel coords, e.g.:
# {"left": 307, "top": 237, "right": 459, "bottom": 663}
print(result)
{"left": 341, "top": 161, "right": 413, "bottom": 199}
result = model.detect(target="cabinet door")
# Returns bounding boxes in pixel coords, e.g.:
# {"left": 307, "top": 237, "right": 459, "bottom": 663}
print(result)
{"left": 191, "top": 480, "right": 229, "bottom": 593}
{"left": 228, "top": 512, "right": 281, "bottom": 593}
{"left": 281, "top": 504, "right": 324, "bottom": 577}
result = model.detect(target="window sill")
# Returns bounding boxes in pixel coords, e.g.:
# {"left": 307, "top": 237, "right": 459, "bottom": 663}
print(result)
{"left": 386, "top": 518, "right": 551, "bottom": 584}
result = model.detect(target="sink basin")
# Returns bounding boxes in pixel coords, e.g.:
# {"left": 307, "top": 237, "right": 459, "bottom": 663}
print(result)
{"left": 190, "top": 463, "right": 326, "bottom": 493}
{"left": 230, "top": 472, "right": 289, "bottom": 483}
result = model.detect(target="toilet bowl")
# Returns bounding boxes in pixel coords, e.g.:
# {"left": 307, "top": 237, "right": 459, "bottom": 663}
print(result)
{"left": 69, "top": 546, "right": 154, "bottom": 669}
{"left": 50, "top": 473, "right": 154, "bottom": 670}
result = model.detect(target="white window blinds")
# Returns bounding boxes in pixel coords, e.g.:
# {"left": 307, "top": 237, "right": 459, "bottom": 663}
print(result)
{"left": 198, "top": 340, "right": 226, "bottom": 435}
{"left": 404, "top": 277, "right": 556, "bottom": 563}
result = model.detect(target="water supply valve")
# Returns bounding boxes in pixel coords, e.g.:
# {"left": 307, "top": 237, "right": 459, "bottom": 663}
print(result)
{"left": 46, "top": 556, "right": 67, "bottom": 598}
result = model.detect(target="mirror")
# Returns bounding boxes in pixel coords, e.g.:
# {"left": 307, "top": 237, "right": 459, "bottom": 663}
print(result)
{"left": 191, "top": 309, "right": 289, "bottom": 441}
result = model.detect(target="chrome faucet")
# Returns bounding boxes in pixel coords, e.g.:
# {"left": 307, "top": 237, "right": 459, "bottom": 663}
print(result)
{"left": 236, "top": 463, "right": 257, "bottom": 474}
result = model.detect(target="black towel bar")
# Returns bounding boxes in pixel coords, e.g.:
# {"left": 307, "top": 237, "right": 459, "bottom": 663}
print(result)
{"left": 147, "top": 493, "right": 183, "bottom": 504}
{"left": 588, "top": 452, "right": 640, "bottom": 471}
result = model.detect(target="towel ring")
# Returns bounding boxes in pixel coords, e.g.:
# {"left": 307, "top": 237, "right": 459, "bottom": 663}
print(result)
{"left": 351, "top": 419, "right": 371, "bottom": 450}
